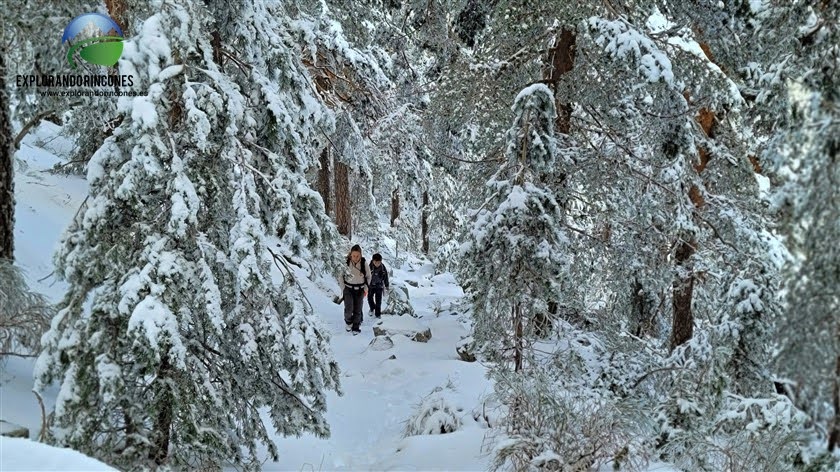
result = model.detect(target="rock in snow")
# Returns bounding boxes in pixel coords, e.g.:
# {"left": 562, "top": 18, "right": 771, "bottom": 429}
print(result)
{"left": 373, "top": 317, "right": 432, "bottom": 343}
{"left": 456, "top": 336, "right": 476, "bottom": 362}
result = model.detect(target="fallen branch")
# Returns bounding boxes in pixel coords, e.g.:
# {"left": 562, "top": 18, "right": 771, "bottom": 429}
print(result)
{"left": 14, "top": 103, "right": 83, "bottom": 150}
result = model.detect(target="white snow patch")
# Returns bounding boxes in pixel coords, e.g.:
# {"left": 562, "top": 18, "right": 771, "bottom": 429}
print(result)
{"left": 0, "top": 437, "right": 116, "bottom": 471}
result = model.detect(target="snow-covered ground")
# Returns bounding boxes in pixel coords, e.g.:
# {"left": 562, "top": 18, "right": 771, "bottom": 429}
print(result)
{"left": 1, "top": 123, "right": 496, "bottom": 471}
{"left": 0, "top": 437, "right": 116, "bottom": 471}
{"left": 1, "top": 123, "right": 678, "bottom": 471}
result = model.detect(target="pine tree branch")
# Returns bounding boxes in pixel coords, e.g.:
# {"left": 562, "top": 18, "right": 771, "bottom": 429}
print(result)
{"left": 266, "top": 245, "right": 314, "bottom": 314}
{"left": 0, "top": 351, "right": 38, "bottom": 358}
{"left": 631, "top": 366, "right": 687, "bottom": 389}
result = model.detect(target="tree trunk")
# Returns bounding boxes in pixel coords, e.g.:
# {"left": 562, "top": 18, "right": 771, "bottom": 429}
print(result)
{"left": 513, "top": 303, "right": 523, "bottom": 373}
{"left": 531, "top": 32, "right": 576, "bottom": 330}
{"left": 390, "top": 189, "right": 400, "bottom": 227}
{"left": 0, "top": 47, "right": 14, "bottom": 261}
{"left": 421, "top": 190, "right": 429, "bottom": 254}
{"left": 105, "top": 0, "right": 129, "bottom": 94}
{"left": 670, "top": 239, "right": 695, "bottom": 351}
{"left": 105, "top": 0, "right": 128, "bottom": 33}
{"left": 669, "top": 69, "right": 716, "bottom": 350}
{"left": 318, "top": 147, "right": 332, "bottom": 216}
{"left": 210, "top": 31, "right": 224, "bottom": 68}
{"left": 632, "top": 277, "right": 655, "bottom": 337}
{"left": 829, "top": 349, "right": 840, "bottom": 451}
{"left": 544, "top": 29, "right": 576, "bottom": 134}
{"left": 150, "top": 356, "right": 173, "bottom": 466}
{"left": 334, "top": 161, "right": 351, "bottom": 238}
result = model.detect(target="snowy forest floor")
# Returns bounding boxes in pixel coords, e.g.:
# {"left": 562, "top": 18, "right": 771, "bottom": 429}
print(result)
{"left": 0, "top": 123, "right": 678, "bottom": 471}
{"left": 1, "top": 123, "right": 497, "bottom": 471}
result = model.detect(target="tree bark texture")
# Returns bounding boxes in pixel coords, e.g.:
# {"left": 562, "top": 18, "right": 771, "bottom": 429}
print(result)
{"left": 513, "top": 303, "right": 523, "bottom": 373}
{"left": 670, "top": 83, "right": 715, "bottom": 351}
{"left": 829, "top": 350, "right": 840, "bottom": 451}
{"left": 318, "top": 147, "right": 332, "bottom": 216}
{"left": 670, "top": 240, "right": 696, "bottom": 351}
{"left": 390, "top": 189, "right": 400, "bottom": 227}
{"left": 335, "top": 161, "right": 351, "bottom": 239}
{"left": 1, "top": 47, "right": 15, "bottom": 261}
{"left": 421, "top": 190, "right": 429, "bottom": 254}
{"left": 150, "top": 356, "right": 173, "bottom": 466}
{"left": 544, "top": 29, "right": 576, "bottom": 134}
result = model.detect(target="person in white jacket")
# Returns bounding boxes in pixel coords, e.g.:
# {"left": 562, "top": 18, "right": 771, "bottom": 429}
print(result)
{"left": 339, "top": 244, "right": 371, "bottom": 335}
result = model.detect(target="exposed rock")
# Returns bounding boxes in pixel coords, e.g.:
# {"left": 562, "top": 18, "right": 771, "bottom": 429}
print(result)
{"left": 406, "top": 279, "right": 419, "bottom": 287}
{"left": 456, "top": 336, "right": 476, "bottom": 362}
{"left": 388, "top": 354, "right": 397, "bottom": 360}
{"left": 411, "top": 328, "right": 432, "bottom": 343}
{"left": 373, "top": 317, "right": 432, "bottom": 343}
{"left": 382, "top": 282, "right": 416, "bottom": 317}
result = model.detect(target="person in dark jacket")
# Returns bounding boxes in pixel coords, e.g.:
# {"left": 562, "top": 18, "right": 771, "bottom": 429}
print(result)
{"left": 367, "top": 253, "right": 390, "bottom": 319}
{"left": 340, "top": 244, "right": 370, "bottom": 334}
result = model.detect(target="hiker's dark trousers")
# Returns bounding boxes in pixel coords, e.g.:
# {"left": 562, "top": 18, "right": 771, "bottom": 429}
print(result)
{"left": 343, "top": 286, "right": 365, "bottom": 330}
{"left": 368, "top": 287, "right": 384, "bottom": 317}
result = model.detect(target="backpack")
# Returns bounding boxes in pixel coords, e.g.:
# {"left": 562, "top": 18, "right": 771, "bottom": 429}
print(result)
{"left": 369, "top": 261, "right": 386, "bottom": 287}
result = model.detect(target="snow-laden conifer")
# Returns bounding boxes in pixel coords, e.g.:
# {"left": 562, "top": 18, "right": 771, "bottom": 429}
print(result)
{"left": 458, "top": 84, "right": 570, "bottom": 368}
{"left": 34, "top": 1, "right": 344, "bottom": 468}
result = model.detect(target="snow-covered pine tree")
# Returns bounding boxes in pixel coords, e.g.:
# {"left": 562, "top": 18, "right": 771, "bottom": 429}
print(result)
{"left": 0, "top": 0, "right": 108, "bottom": 177}
{"left": 297, "top": 0, "right": 450, "bottom": 256}
{"left": 429, "top": 2, "right": 814, "bottom": 468}
{"left": 288, "top": 2, "right": 399, "bottom": 246}
{"left": 428, "top": 167, "right": 465, "bottom": 273}
{"left": 764, "top": 1, "right": 840, "bottom": 461}
{"left": 458, "top": 85, "right": 611, "bottom": 471}
{"left": 34, "top": 1, "right": 343, "bottom": 468}
{"left": 364, "top": 104, "right": 434, "bottom": 257}
{"left": 459, "top": 83, "right": 569, "bottom": 371}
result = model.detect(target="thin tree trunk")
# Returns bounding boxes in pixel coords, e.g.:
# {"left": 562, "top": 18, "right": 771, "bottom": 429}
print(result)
{"left": 390, "top": 189, "right": 400, "bottom": 227}
{"left": 150, "top": 356, "right": 173, "bottom": 465}
{"left": 829, "top": 349, "right": 840, "bottom": 451}
{"left": 318, "top": 147, "right": 332, "bottom": 216}
{"left": 632, "top": 277, "right": 655, "bottom": 337}
{"left": 513, "top": 303, "right": 523, "bottom": 372}
{"left": 421, "top": 190, "right": 429, "bottom": 254}
{"left": 0, "top": 47, "right": 14, "bottom": 261}
{"left": 335, "top": 161, "right": 351, "bottom": 238}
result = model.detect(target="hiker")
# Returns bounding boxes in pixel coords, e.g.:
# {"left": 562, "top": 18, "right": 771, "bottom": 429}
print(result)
{"left": 339, "top": 244, "right": 370, "bottom": 335}
{"left": 367, "top": 253, "right": 390, "bottom": 319}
